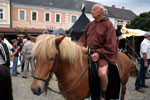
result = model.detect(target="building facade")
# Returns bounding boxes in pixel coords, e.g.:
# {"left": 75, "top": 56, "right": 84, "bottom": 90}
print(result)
{"left": 12, "top": 0, "right": 82, "bottom": 30}
{"left": 11, "top": 0, "right": 136, "bottom": 30}
{"left": 0, "top": 0, "right": 10, "bottom": 28}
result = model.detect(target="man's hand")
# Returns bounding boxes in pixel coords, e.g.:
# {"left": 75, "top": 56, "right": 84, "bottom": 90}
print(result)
{"left": 91, "top": 53, "right": 99, "bottom": 62}
{"left": 144, "top": 62, "right": 148, "bottom": 68}
{"left": 81, "top": 47, "right": 88, "bottom": 53}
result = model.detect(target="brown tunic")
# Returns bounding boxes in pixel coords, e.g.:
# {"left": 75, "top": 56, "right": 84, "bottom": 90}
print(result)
{"left": 79, "top": 17, "right": 118, "bottom": 67}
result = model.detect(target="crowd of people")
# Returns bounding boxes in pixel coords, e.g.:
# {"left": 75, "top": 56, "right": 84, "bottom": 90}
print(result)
{"left": 0, "top": 33, "right": 35, "bottom": 100}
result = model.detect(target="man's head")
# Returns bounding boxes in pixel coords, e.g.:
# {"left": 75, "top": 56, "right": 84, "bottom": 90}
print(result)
{"left": 11, "top": 39, "right": 18, "bottom": 46}
{"left": 145, "top": 32, "right": 150, "bottom": 40}
{"left": 91, "top": 3, "right": 105, "bottom": 20}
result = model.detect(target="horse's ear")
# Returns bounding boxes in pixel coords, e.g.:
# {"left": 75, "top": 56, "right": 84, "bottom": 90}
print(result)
{"left": 55, "top": 35, "right": 65, "bottom": 46}
{"left": 28, "top": 34, "right": 36, "bottom": 42}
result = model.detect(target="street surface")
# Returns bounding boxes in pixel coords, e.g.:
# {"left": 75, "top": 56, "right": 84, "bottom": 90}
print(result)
{"left": 12, "top": 67, "right": 150, "bottom": 100}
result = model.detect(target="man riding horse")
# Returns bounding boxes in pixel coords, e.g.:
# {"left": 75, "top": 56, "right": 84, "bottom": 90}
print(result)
{"left": 79, "top": 3, "right": 118, "bottom": 100}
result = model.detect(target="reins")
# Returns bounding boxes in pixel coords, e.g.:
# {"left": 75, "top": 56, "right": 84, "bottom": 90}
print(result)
{"left": 32, "top": 47, "right": 91, "bottom": 95}
{"left": 47, "top": 62, "right": 90, "bottom": 94}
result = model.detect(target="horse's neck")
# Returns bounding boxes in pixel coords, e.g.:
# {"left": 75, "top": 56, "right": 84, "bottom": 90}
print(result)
{"left": 54, "top": 54, "right": 88, "bottom": 87}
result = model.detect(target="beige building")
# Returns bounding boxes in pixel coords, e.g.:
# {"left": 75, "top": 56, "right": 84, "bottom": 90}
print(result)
{"left": 0, "top": 0, "right": 11, "bottom": 28}
{"left": 12, "top": 0, "right": 83, "bottom": 30}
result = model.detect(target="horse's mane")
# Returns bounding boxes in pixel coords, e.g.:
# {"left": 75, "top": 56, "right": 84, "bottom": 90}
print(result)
{"left": 32, "top": 34, "right": 83, "bottom": 65}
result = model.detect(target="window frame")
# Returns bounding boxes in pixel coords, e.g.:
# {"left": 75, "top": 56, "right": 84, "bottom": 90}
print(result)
{"left": 55, "top": 13, "right": 61, "bottom": 23}
{"left": 18, "top": 9, "right": 26, "bottom": 21}
{"left": 70, "top": 15, "right": 78, "bottom": 24}
{"left": 44, "top": 12, "right": 51, "bottom": 22}
{"left": 0, "top": 7, "right": 5, "bottom": 20}
{"left": 31, "top": 10, "right": 38, "bottom": 22}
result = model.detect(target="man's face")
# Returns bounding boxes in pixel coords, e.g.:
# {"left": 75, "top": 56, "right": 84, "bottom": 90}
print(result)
{"left": 147, "top": 36, "right": 150, "bottom": 40}
{"left": 91, "top": 5, "right": 101, "bottom": 19}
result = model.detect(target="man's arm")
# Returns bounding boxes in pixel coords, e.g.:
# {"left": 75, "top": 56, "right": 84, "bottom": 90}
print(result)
{"left": 142, "top": 53, "right": 148, "bottom": 68}
{"left": 96, "top": 23, "right": 117, "bottom": 66}
{"left": 22, "top": 51, "right": 26, "bottom": 62}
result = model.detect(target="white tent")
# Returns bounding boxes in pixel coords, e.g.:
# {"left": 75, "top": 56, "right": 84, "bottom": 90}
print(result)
{"left": 53, "top": 28, "right": 66, "bottom": 35}
{"left": 120, "top": 28, "right": 147, "bottom": 39}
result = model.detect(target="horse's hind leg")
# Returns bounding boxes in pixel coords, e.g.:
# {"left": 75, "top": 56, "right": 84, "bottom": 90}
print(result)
{"left": 121, "top": 83, "right": 126, "bottom": 100}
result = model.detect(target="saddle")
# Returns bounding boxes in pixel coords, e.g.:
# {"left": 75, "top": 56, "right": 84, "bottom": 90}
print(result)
{"left": 88, "top": 57, "right": 121, "bottom": 100}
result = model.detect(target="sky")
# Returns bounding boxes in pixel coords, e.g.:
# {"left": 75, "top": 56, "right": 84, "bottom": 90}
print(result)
{"left": 88, "top": 0, "right": 150, "bottom": 15}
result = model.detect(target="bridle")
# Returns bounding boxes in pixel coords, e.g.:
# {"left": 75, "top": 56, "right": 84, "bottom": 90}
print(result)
{"left": 32, "top": 48, "right": 91, "bottom": 95}
{"left": 32, "top": 55, "right": 57, "bottom": 94}
{"left": 32, "top": 45, "right": 59, "bottom": 94}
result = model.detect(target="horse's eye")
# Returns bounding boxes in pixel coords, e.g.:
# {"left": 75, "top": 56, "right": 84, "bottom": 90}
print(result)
{"left": 49, "top": 58, "right": 54, "bottom": 61}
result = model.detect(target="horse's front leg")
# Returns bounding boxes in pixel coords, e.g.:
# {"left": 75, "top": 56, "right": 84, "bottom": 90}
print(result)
{"left": 121, "top": 83, "right": 126, "bottom": 100}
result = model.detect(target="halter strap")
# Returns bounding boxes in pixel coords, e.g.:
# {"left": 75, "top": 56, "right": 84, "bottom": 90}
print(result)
{"left": 32, "top": 56, "right": 57, "bottom": 91}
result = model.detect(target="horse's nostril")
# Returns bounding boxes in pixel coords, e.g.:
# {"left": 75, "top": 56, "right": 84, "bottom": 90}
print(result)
{"left": 37, "top": 87, "right": 41, "bottom": 93}
{"left": 31, "top": 87, "right": 42, "bottom": 95}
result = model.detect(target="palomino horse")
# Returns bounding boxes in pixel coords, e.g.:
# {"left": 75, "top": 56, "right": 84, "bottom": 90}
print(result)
{"left": 31, "top": 34, "right": 131, "bottom": 100}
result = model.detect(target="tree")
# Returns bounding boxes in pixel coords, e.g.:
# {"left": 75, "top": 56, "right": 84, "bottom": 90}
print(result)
{"left": 127, "top": 12, "right": 150, "bottom": 31}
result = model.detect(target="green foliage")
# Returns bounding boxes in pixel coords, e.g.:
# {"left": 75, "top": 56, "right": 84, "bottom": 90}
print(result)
{"left": 126, "top": 11, "right": 150, "bottom": 31}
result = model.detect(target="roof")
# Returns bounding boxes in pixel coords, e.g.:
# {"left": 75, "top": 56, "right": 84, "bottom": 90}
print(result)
{"left": 12, "top": 0, "right": 84, "bottom": 11}
{"left": 12, "top": 0, "right": 136, "bottom": 20}
{"left": 105, "top": 6, "right": 136, "bottom": 20}
{"left": 84, "top": 1, "right": 136, "bottom": 20}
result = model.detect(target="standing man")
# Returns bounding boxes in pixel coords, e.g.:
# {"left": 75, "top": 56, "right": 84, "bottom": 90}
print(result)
{"left": 22, "top": 37, "right": 35, "bottom": 78}
{"left": 79, "top": 3, "right": 118, "bottom": 100}
{"left": 0, "top": 34, "right": 13, "bottom": 100}
{"left": 135, "top": 32, "right": 150, "bottom": 93}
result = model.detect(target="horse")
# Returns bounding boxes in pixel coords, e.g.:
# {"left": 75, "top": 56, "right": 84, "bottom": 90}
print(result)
{"left": 30, "top": 34, "right": 131, "bottom": 100}
{"left": 0, "top": 65, "right": 13, "bottom": 100}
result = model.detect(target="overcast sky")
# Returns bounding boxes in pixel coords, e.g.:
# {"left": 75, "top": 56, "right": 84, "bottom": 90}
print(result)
{"left": 87, "top": 0, "right": 150, "bottom": 15}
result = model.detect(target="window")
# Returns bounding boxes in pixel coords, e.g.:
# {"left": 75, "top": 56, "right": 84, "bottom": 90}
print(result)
{"left": 71, "top": 15, "right": 77, "bottom": 23}
{"left": 31, "top": 11, "right": 38, "bottom": 21}
{"left": 19, "top": 10, "right": 26, "bottom": 21}
{"left": 104, "top": 9, "right": 108, "bottom": 14}
{"left": 0, "top": 8, "right": 4, "bottom": 20}
{"left": 55, "top": 13, "right": 61, "bottom": 23}
{"left": 44, "top": 12, "right": 51, "bottom": 22}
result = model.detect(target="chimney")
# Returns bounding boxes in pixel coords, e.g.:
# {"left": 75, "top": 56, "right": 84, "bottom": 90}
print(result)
{"left": 122, "top": 6, "right": 125, "bottom": 9}
{"left": 112, "top": 5, "right": 115, "bottom": 8}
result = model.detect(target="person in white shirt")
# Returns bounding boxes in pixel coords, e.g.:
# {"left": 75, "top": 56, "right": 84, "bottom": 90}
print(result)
{"left": 4, "top": 39, "right": 13, "bottom": 51}
{"left": 22, "top": 37, "right": 35, "bottom": 78}
{"left": 135, "top": 32, "right": 150, "bottom": 93}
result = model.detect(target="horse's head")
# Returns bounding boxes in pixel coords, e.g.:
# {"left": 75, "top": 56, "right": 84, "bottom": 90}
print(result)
{"left": 31, "top": 34, "right": 65, "bottom": 95}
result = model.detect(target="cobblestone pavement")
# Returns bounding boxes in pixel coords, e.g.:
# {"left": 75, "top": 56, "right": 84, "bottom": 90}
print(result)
{"left": 12, "top": 67, "right": 150, "bottom": 100}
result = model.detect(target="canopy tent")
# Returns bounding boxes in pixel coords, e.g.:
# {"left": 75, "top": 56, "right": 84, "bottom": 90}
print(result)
{"left": 120, "top": 28, "right": 147, "bottom": 38}
{"left": 52, "top": 28, "right": 66, "bottom": 35}
{"left": 66, "top": 10, "right": 90, "bottom": 41}
{"left": 118, "top": 28, "right": 147, "bottom": 61}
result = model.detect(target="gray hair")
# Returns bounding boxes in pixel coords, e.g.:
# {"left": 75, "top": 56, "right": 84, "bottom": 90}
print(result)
{"left": 97, "top": 3, "right": 106, "bottom": 13}
{"left": 145, "top": 32, "right": 150, "bottom": 38}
